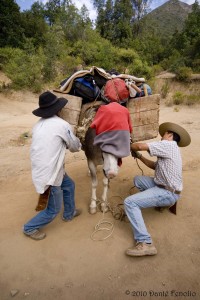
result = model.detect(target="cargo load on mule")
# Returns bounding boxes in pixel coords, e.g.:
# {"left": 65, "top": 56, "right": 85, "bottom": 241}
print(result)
{"left": 53, "top": 65, "right": 160, "bottom": 143}
{"left": 53, "top": 66, "right": 160, "bottom": 215}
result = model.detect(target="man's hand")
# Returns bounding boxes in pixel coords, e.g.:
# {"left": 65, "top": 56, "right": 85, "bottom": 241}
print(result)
{"left": 131, "top": 150, "right": 142, "bottom": 159}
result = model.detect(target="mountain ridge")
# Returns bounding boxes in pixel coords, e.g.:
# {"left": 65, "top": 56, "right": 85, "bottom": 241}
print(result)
{"left": 143, "top": 0, "right": 193, "bottom": 38}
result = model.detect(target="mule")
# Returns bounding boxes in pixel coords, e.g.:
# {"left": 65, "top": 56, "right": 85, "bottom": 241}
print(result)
{"left": 84, "top": 127, "right": 119, "bottom": 214}
{"left": 77, "top": 105, "right": 119, "bottom": 214}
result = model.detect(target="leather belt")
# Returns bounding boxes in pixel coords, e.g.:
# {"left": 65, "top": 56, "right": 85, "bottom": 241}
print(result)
{"left": 157, "top": 184, "right": 181, "bottom": 194}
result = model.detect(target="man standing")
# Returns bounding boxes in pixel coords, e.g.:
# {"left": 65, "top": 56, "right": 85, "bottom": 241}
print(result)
{"left": 23, "top": 91, "right": 82, "bottom": 240}
{"left": 124, "top": 122, "right": 191, "bottom": 256}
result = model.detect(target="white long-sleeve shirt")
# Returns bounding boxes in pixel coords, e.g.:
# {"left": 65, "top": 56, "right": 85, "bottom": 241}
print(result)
{"left": 30, "top": 115, "right": 81, "bottom": 194}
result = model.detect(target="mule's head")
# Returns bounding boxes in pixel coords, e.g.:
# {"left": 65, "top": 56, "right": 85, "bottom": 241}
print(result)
{"left": 102, "top": 152, "right": 119, "bottom": 179}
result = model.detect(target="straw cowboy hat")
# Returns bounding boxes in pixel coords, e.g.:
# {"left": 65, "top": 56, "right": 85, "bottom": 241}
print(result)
{"left": 159, "top": 122, "right": 191, "bottom": 147}
{"left": 32, "top": 91, "right": 68, "bottom": 118}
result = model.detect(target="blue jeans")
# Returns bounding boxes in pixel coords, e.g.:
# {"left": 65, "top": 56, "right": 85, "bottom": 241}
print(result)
{"left": 124, "top": 176, "right": 180, "bottom": 243}
{"left": 23, "top": 174, "right": 76, "bottom": 234}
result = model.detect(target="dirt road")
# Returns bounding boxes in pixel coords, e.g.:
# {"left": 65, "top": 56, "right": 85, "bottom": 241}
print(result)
{"left": 0, "top": 86, "right": 199, "bottom": 300}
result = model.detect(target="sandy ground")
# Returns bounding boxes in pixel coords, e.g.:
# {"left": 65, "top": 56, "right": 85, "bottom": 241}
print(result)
{"left": 0, "top": 79, "right": 200, "bottom": 300}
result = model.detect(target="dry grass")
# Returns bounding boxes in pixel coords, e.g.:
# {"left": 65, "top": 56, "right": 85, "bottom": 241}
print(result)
{"left": 154, "top": 78, "right": 200, "bottom": 107}
{"left": 9, "top": 132, "right": 31, "bottom": 147}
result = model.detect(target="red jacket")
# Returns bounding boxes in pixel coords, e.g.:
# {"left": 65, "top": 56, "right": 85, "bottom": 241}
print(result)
{"left": 90, "top": 102, "right": 132, "bottom": 158}
{"left": 91, "top": 102, "right": 132, "bottom": 135}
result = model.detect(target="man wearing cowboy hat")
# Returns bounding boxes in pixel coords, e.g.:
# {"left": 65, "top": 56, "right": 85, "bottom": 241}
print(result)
{"left": 124, "top": 122, "right": 191, "bottom": 256}
{"left": 23, "top": 91, "right": 82, "bottom": 240}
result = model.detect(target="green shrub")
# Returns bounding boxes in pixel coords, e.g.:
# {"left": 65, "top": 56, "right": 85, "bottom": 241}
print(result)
{"left": 128, "top": 59, "right": 152, "bottom": 79}
{"left": 58, "top": 55, "right": 83, "bottom": 77}
{"left": 0, "top": 46, "right": 45, "bottom": 91}
{"left": 161, "top": 50, "right": 184, "bottom": 71}
{"left": 116, "top": 48, "right": 139, "bottom": 65}
{"left": 151, "top": 64, "right": 164, "bottom": 76}
{"left": 4, "top": 48, "right": 45, "bottom": 92}
{"left": 169, "top": 58, "right": 185, "bottom": 73}
{"left": 192, "top": 59, "right": 200, "bottom": 72}
{"left": 185, "top": 94, "right": 200, "bottom": 106}
{"left": 172, "top": 92, "right": 184, "bottom": 105}
{"left": 175, "top": 67, "right": 192, "bottom": 82}
{"left": 0, "top": 47, "right": 23, "bottom": 70}
{"left": 161, "top": 81, "right": 170, "bottom": 98}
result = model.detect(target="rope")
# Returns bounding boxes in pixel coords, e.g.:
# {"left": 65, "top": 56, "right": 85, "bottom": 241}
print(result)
{"left": 90, "top": 158, "right": 145, "bottom": 241}
{"left": 76, "top": 107, "right": 97, "bottom": 144}
{"left": 90, "top": 194, "right": 115, "bottom": 241}
{"left": 107, "top": 196, "right": 128, "bottom": 222}
{"left": 135, "top": 158, "right": 144, "bottom": 175}
{"left": 90, "top": 195, "right": 130, "bottom": 242}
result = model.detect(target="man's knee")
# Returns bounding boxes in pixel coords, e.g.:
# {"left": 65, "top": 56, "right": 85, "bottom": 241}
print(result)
{"left": 134, "top": 175, "right": 142, "bottom": 188}
{"left": 124, "top": 195, "right": 137, "bottom": 208}
{"left": 63, "top": 176, "right": 75, "bottom": 191}
{"left": 48, "top": 205, "right": 61, "bottom": 218}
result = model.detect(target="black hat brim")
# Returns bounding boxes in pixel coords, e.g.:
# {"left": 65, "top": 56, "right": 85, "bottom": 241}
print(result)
{"left": 32, "top": 98, "right": 68, "bottom": 118}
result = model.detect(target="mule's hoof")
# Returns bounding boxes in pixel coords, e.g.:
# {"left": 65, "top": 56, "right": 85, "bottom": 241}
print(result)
{"left": 101, "top": 205, "right": 109, "bottom": 213}
{"left": 89, "top": 207, "right": 97, "bottom": 214}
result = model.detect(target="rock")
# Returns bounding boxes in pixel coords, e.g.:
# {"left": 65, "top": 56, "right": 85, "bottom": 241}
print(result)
{"left": 10, "top": 289, "right": 19, "bottom": 297}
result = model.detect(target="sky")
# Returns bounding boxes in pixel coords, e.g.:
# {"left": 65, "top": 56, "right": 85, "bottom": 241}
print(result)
{"left": 16, "top": 0, "right": 199, "bottom": 21}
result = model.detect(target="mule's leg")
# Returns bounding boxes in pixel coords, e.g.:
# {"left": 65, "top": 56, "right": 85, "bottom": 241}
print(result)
{"left": 101, "top": 175, "right": 109, "bottom": 213}
{"left": 100, "top": 153, "right": 119, "bottom": 212}
{"left": 88, "top": 160, "right": 98, "bottom": 214}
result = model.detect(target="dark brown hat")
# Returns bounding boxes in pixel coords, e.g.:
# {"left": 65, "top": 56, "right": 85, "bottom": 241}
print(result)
{"left": 32, "top": 91, "right": 68, "bottom": 118}
{"left": 159, "top": 122, "right": 191, "bottom": 147}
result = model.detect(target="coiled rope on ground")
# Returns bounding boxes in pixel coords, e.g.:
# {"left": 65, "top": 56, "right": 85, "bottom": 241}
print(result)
{"left": 90, "top": 158, "right": 144, "bottom": 241}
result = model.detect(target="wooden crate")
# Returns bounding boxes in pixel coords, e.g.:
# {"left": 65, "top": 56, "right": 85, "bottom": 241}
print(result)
{"left": 127, "top": 94, "right": 160, "bottom": 142}
{"left": 52, "top": 91, "right": 82, "bottom": 133}
{"left": 53, "top": 90, "right": 160, "bottom": 141}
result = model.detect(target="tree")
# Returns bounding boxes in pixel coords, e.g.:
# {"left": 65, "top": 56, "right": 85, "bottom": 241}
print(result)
{"left": 0, "top": 0, "right": 24, "bottom": 47}
{"left": 94, "top": 0, "right": 114, "bottom": 40}
{"left": 80, "top": 4, "right": 92, "bottom": 26}
{"left": 111, "top": 0, "right": 133, "bottom": 46}
{"left": 94, "top": 0, "right": 134, "bottom": 46}
{"left": 21, "top": 2, "right": 48, "bottom": 48}
{"left": 45, "top": 0, "right": 62, "bottom": 26}
{"left": 92, "top": 0, "right": 106, "bottom": 12}
{"left": 131, "top": 0, "right": 151, "bottom": 22}
{"left": 166, "top": 0, "right": 200, "bottom": 70}
{"left": 131, "top": 0, "right": 152, "bottom": 35}
{"left": 59, "top": 1, "right": 88, "bottom": 43}
{"left": 183, "top": 0, "right": 200, "bottom": 62}
{"left": 42, "top": 23, "right": 66, "bottom": 81}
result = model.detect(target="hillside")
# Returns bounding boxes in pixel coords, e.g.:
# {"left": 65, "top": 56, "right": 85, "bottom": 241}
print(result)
{"left": 142, "top": 0, "right": 192, "bottom": 38}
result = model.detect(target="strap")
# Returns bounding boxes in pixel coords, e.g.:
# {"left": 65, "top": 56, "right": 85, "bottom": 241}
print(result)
{"left": 110, "top": 78, "right": 121, "bottom": 102}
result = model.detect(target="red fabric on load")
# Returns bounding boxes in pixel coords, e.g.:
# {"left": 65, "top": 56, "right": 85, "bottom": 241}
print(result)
{"left": 104, "top": 78, "right": 129, "bottom": 102}
{"left": 90, "top": 102, "right": 132, "bottom": 135}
